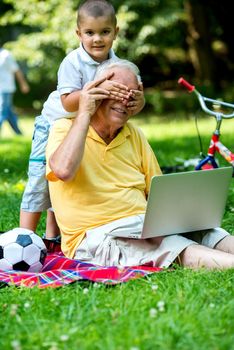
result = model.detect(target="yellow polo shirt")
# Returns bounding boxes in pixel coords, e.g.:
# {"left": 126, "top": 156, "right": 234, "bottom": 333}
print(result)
{"left": 46, "top": 118, "right": 162, "bottom": 258}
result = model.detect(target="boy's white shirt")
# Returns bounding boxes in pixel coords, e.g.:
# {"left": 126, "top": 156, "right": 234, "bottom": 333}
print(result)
{"left": 0, "top": 48, "right": 19, "bottom": 93}
{"left": 42, "top": 43, "right": 118, "bottom": 125}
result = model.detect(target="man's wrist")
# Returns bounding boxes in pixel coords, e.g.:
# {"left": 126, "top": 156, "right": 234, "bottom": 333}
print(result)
{"left": 74, "top": 112, "right": 91, "bottom": 128}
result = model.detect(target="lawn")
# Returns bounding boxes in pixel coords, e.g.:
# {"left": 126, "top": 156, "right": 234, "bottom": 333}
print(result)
{"left": 0, "top": 114, "right": 233, "bottom": 350}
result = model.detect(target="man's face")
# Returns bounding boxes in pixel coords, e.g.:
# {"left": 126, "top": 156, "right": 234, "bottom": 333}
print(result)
{"left": 96, "top": 67, "right": 139, "bottom": 129}
{"left": 76, "top": 15, "right": 118, "bottom": 63}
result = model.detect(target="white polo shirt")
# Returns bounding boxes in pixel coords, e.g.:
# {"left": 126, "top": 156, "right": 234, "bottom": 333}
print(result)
{"left": 0, "top": 48, "right": 19, "bottom": 93}
{"left": 42, "top": 44, "right": 118, "bottom": 124}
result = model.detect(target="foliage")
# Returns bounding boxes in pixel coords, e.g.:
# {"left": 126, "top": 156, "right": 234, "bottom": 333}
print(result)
{"left": 2, "top": 0, "right": 234, "bottom": 112}
{"left": 0, "top": 0, "right": 78, "bottom": 84}
{"left": 0, "top": 0, "right": 187, "bottom": 89}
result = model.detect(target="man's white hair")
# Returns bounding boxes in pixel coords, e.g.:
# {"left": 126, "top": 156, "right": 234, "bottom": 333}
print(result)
{"left": 95, "top": 59, "right": 142, "bottom": 82}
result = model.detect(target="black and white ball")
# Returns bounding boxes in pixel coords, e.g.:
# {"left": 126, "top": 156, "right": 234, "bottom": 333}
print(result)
{"left": 0, "top": 228, "right": 47, "bottom": 272}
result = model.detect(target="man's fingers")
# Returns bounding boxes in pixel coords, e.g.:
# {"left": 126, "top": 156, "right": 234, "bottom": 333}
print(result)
{"left": 126, "top": 101, "right": 138, "bottom": 108}
{"left": 105, "top": 72, "right": 114, "bottom": 80}
{"left": 129, "top": 90, "right": 141, "bottom": 98}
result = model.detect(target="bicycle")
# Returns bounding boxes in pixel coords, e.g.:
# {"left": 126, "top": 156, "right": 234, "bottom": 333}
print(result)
{"left": 178, "top": 77, "right": 234, "bottom": 176}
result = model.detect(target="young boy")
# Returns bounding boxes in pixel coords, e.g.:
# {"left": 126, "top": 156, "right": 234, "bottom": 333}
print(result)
{"left": 20, "top": 0, "right": 145, "bottom": 241}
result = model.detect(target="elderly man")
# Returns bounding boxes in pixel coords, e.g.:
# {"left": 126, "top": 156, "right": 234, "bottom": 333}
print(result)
{"left": 46, "top": 59, "right": 234, "bottom": 269}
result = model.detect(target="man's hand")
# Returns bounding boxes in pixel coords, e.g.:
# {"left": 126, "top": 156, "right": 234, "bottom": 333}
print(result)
{"left": 125, "top": 82, "right": 145, "bottom": 115}
{"left": 78, "top": 77, "right": 111, "bottom": 120}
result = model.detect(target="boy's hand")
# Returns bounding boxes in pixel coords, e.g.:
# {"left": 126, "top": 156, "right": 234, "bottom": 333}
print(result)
{"left": 98, "top": 78, "right": 131, "bottom": 101}
{"left": 125, "top": 82, "right": 145, "bottom": 115}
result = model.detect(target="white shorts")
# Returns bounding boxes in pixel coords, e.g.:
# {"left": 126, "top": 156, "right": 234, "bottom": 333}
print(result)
{"left": 21, "top": 115, "right": 51, "bottom": 212}
{"left": 74, "top": 215, "right": 229, "bottom": 268}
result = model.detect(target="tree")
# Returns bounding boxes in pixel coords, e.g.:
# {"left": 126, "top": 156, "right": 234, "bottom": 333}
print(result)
{"left": 1, "top": 0, "right": 234, "bottom": 100}
{"left": 183, "top": 0, "right": 234, "bottom": 88}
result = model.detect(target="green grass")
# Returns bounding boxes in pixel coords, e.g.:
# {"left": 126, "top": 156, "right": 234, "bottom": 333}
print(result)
{"left": 0, "top": 115, "right": 234, "bottom": 350}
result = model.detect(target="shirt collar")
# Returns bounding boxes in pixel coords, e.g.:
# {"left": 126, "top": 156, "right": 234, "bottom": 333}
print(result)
{"left": 87, "top": 123, "right": 131, "bottom": 149}
{"left": 78, "top": 43, "right": 117, "bottom": 65}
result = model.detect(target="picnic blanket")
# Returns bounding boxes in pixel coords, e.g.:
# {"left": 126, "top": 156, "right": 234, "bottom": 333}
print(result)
{"left": 0, "top": 241, "right": 162, "bottom": 288}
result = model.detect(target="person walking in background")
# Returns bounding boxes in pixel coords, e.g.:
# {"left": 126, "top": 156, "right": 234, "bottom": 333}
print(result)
{"left": 0, "top": 45, "right": 30, "bottom": 135}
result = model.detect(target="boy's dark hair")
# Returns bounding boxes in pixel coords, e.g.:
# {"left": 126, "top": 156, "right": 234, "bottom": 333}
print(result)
{"left": 77, "top": 0, "right": 116, "bottom": 26}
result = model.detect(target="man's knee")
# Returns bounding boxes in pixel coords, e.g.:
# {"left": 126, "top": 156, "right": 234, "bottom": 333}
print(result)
{"left": 179, "top": 243, "right": 234, "bottom": 269}
{"left": 179, "top": 244, "right": 202, "bottom": 268}
{"left": 215, "top": 235, "right": 234, "bottom": 254}
{"left": 180, "top": 244, "right": 234, "bottom": 269}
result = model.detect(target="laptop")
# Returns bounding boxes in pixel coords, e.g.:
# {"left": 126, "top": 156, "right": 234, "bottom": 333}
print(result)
{"left": 107, "top": 167, "right": 233, "bottom": 239}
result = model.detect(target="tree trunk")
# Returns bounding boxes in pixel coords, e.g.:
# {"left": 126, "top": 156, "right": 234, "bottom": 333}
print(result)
{"left": 184, "top": 0, "right": 217, "bottom": 85}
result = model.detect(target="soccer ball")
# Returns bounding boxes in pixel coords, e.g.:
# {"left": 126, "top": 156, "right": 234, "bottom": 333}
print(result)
{"left": 0, "top": 228, "right": 47, "bottom": 272}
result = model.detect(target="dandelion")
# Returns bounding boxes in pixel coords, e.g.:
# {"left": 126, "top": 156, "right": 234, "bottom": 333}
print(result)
{"left": 16, "top": 314, "right": 22, "bottom": 324}
{"left": 60, "top": 334, "right": 69, "bottom": 341}
{"left": 10, "top": 304, "right": 18, "bottom": 316}
{"left": 24, "top": 302, "right": 30, "bottom": 309}
{"left": 149, "top": 308, "right": 157, "bottom": 318}
{"left": 130, "top": 347, "right": 140, "bottom": 350}
{"left": 11, "top": 340, "right": 21, "bottom": 350}
{"left": 83, "top": 287, "right": 89, "bottom": 294}
{"left": 151, "top": 284, "right": 158, "bottom": 291}
{"left": 51, "top": 298, "right": 59, "bottom": 306}
{"left": 93, "top": 282, "right": 100, "bottom": 288}
{"left": 4, "top": 168, "right": 9, "bottom": 173}
{"left": 157, "top": 300, "right": 165, "bottom": 312}
{"left": 49, "top": 344, "right": 58, "bottom": 350}
{"left": 209, "top": 303, "right": 215, "bottom": 308}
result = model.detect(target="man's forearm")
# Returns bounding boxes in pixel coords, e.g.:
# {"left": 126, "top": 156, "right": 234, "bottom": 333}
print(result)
{"left": 50, "top": 76, "right": 110, "bottom": 180}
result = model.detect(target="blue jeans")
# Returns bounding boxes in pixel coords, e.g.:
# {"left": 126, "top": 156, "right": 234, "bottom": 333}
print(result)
{"left": 0, "top": 92, "right": 22, "bottom": 134}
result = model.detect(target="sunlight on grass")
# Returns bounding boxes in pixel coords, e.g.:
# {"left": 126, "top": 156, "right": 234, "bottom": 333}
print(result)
{"left": 1, "top": 116, "right": 34, "bottom": 139}
{"left": 1, "top": 114, "right": 233, "bottom": 142}
{"left": 133, "top": 114, "right": 234, "bottom": 141}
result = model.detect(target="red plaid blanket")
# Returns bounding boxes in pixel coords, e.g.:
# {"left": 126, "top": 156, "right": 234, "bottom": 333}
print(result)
{"left": 0, "top": 244, "right": 162, "bottom": 288}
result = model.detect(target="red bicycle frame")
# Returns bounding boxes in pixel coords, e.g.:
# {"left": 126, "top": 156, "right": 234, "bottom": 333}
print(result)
{"left": 178, "top": 77, "right": 234, "bottom": 173}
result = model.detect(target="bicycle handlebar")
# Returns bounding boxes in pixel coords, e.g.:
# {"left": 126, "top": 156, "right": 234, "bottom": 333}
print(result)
{"left": 178, "top": 77, "right": 234, "bottom": 119}
{"left": 178, "top": 77, "right": 195, "bottom": 93}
